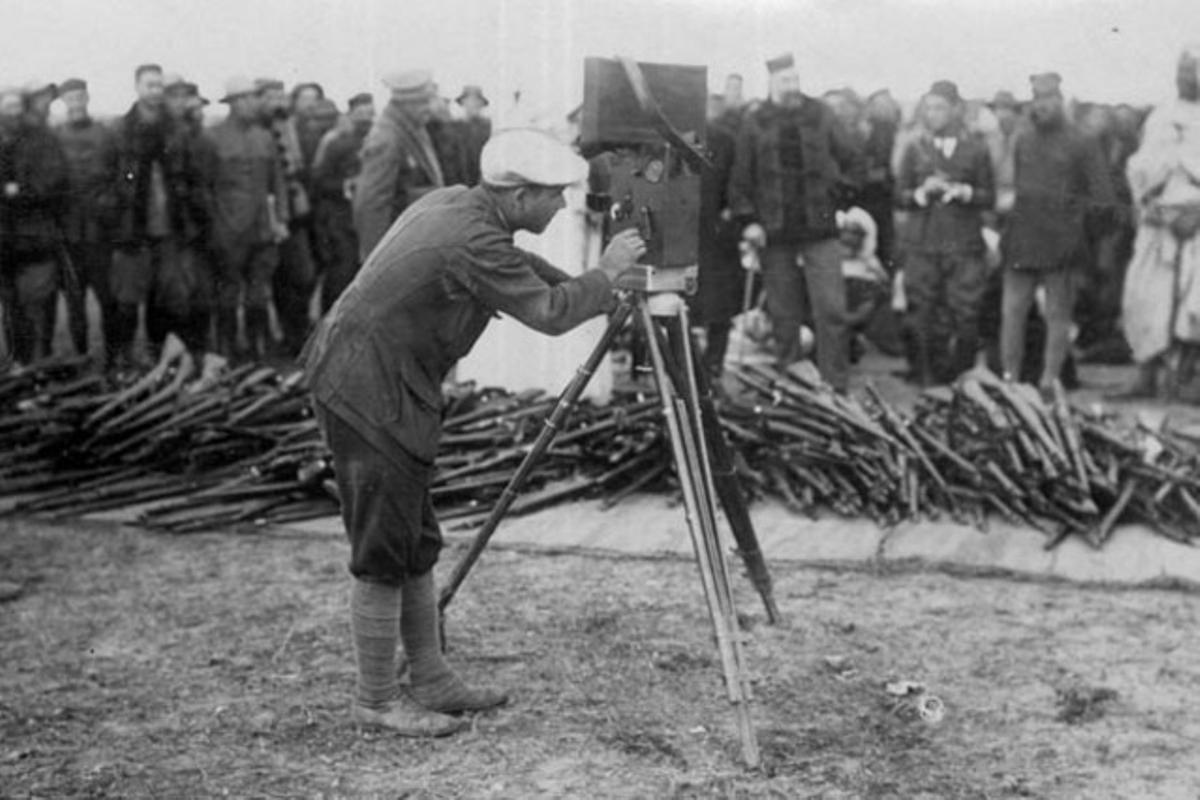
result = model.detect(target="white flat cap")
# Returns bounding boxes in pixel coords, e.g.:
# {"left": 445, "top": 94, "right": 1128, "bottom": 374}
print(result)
{"left": 480, "top": 128, "right": 589, "bottom": 188}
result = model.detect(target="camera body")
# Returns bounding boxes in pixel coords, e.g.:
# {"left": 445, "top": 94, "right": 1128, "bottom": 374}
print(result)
{"left": 580, "top": 57, "right": 707, "bottom": 293}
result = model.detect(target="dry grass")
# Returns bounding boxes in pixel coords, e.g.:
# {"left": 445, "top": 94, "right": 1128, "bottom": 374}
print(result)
{"left": 3, "top": 516, "right": 1200, "bottom": 799}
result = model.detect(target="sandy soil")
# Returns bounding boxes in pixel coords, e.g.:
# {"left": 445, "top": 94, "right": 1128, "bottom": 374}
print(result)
{"left": 2, "top": 517, "right": 1200, "bottom": 799}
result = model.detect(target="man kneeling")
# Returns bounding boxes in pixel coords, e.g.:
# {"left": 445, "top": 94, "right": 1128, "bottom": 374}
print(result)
{"left": 302, "top": 129, "right": 645, "bottom": 736}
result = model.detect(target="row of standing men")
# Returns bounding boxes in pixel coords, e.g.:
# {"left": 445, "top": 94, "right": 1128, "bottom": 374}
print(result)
{"left": 0, "top": 66, "right": 491, "bottom": 371}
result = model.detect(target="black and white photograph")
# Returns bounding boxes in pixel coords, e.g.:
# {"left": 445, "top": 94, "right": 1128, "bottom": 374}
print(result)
{"left": 2, "top": 0, "right": 1200, "bottom": 796}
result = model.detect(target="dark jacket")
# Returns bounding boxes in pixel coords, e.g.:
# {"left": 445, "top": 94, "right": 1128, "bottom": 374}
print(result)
{"left": 895, "top": 131, "right": 995, "bottom": 254}
{"left": 313, "top": 127, "right": 368, "bottom": 205}
{"left": 694, "top": 120, "right": 742, "bottom": 325}
{"left": 0, "top": 119, "right": 70, "bottom": 260}
{"left": 163, "top": 120, "right": 212, "bottom": 245}
{"left": 109, "top": 103, "right": 171, "bottom": 246}
{"left": 428, "top": 117, "right": 471, "bottom": 188}
{"left": 303, "top": 185, "right": 614, "bottom": 465}
{"left": 54, "top": 117, "right": 119, "bottom": 243}
{"left": 1004, "top": 122, "right": 1115, "bottom": 270}
{"left": 458, "top": 117, "right": 491, "bottom": 187}
{"left": 352, "top": 101, "right": 445, "bottom": 259}
{"left": 728, "top": 97, "right": 866, "bottom": 243}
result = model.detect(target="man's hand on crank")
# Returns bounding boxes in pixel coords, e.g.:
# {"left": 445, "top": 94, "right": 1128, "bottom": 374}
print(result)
{"left": 597, "top": 229, "right": 647, "bottom": 281}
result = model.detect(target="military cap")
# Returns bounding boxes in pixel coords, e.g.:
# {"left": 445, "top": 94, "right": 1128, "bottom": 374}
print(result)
{"left": 58, "top": 78, "right": 87, "bottom": 95}
{"left": 766, "top": 53, "right": 795, "bottom": 74}
{"left": 480, "top": 128, "right": 588, "bottom": 188}
{"left": 220, "top": 75, "right": 257, "bottom": 103}
{"left": 311, "top": 98, "right": 339, "bottom": 120}
{"left": 347, "top": 92, "right": 374, "bottom": 110}
{"left": 1030, "top": 72, "right": 1063, "bottom": 97}
{"left": 987, "top": 90, "right": 1019, "bottom": 109}
{"left": 927, "top": 80, "right": 961, "bottom": 105}
{"left": 163, "top": 73, "right": 190, "bottom": 95}
{"left": 254, "top": 77, "right": 285, "bottom": 93}
{"left": 456, "top": 84, "right": 489, "bottom": 106}
{"left": 184, "top": 83, "right": 209, "bottom": 105}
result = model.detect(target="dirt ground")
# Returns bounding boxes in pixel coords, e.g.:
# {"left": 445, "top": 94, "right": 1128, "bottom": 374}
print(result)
{"left": 3, "top": 518, "right": 1200, "bottom": 799}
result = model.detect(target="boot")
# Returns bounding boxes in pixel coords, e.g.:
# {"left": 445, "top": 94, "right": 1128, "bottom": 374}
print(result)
{"left": 245, "top": 305, "right": 270, "bottom": 361}
{"left": 1108, "top": 360, "right": 1159, "bottom": 400}
{"left": 352, "top": 694, "right": 468, "bottom": 738}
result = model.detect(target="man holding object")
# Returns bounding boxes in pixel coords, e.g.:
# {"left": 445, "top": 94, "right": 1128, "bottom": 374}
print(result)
{"left": 303, "top": 128, "right": 646, "bottom": 736}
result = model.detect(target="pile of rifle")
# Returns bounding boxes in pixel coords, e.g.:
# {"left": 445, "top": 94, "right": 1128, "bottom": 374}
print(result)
{"left": 0, "top": 346, "right": 671, "bottom": 531}
{"left": 2, "top": 350, "right": 1198, "bottom": 550}
{"left": 723, "top": 362, "right": 1200, "bottom": 549}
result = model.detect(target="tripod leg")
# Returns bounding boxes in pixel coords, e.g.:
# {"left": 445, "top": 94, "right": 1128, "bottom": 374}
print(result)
{"left": 437, "top": 297, "right": 635, "bottom": 619}
{"left": 668, "top": 310, "right": 782, "bottom": 625}
{"left": 641, "top": 300, "right": 760, "bottom": 769}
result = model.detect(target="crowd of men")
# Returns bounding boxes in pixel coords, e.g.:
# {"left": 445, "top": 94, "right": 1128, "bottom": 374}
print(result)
{"left": 0, "top": 66, "right": 491, "bottom": 376}
{"left": 694, "top": 47, "right": 1200, "bottom": 402}
{"left": 2, "top": 46, "right": 1200, "bottom": 403}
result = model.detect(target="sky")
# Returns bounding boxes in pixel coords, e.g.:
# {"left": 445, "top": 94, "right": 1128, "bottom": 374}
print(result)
{"left": 2, "top": 0, "right": 1197, "bottom": 121}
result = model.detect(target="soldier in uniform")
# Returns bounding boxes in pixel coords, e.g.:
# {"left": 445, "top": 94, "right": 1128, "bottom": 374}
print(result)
{"left": 202, "top": 76, "right": 287, "bottom": 360}
{"left": 54, "top": 78, "right": 118, "bottom": 360}
{"left": 0, "top": 84, "right": 69, "bottom": 364}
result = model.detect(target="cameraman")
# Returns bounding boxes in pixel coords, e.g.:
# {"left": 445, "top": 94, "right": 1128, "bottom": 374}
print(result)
{"left": 895, "top": 80, "right": 995, "bottom": 386}
{"left": 303, "top": 128, "right": 645, "bottom": 737}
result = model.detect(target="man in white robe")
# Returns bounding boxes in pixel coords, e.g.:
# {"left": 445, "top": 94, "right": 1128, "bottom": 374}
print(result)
{"left": 1120, "top": 46, "right": 1200, "bottom": 398}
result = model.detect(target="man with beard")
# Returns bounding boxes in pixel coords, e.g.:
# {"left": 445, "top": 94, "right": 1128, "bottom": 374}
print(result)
{"left": 353, "top": 70, "right": 444, "bottom": 259}
{"left": 54, "top": 78, "right": 119, "bottom": 360}
{"left": 1000, "top": 73, "right": 1113, "bottom": 396}
{"left": 455, "top": 85, "right": 491, "bottom": 187}
{"left": 203, "top": 76, "right": 287, "bottom": 360}
{"left": 0, "top": 84, "right": 69, "bottom": 364}
{"left": 108, "top": 64, "right": 173, "bottom": 368}
{"left": 302, "top": 129, "right": 645, "bottom": 736}
{"left": 1119, "top": 46, "right": 1200, "bottom": 399}
{"left": 895, "top": 80, "right": 995, "bottom": 386}
{"left": 312, "top": 92, "right": 374, "bottom": 312}
{"left": 728, "top": 53, "right": 865, "bottom": 392}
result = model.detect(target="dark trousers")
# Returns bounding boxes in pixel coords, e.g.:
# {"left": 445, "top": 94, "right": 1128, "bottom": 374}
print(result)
{"left": 703, "top": 320, "right": 732, "bottom": 380}
{"left": 315, "top": 204, "right": 361, "bottom": 313}
{"left": 110, "top": 240, "right": 163, "bottom": 365}
{"left": 146, "top": 240, "right": 214, "bottom": 355}
{"left": 273, "top": 224, "right": 318, "bottom": 355}
{"left": 314, "top": 403, "right": 442, "bottom": 581}
{"left": 903, "top": 249, "right": 987, "bottom": 385}
{"left": 213, "top": 238, "right": 278, "bottom": 359}
{"left": 762, "top": 237, "right": 849, "bottom": 391}
{"left": 2, "top": 256, "right": 58, "bottom": 364}
{"left": 61, "top": 240, "right": 113, "bottom": 358}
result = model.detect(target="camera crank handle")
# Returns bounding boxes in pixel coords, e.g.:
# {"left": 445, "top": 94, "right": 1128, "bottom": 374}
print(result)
{"left": 638, "top": 206, "right": 654, "bottom": 245}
